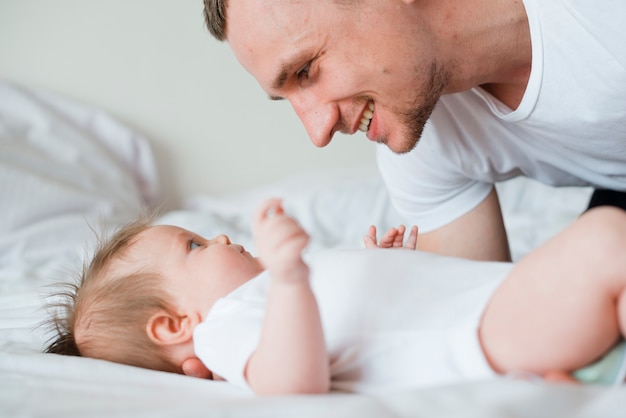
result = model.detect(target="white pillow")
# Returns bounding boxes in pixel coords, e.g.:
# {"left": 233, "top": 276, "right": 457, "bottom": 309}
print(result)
{"left": 0, "top": 79, "right": 160, "bottom": 274}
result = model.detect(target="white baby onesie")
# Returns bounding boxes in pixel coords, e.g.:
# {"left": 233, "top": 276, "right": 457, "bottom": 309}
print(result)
{"left": 193, "top": 249, "right": 513, "bottom": 394}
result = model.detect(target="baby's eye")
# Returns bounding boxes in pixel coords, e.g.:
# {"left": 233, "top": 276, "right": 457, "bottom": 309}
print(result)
{"left": 189, "top": 241, "right": 202, "bottom": 250}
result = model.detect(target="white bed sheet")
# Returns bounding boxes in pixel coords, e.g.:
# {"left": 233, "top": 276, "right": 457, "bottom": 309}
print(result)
{"left": 3, "top": 79, "right": 625, "bottom": 418}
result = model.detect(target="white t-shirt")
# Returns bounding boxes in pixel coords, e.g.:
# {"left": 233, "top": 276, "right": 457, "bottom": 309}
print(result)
{"left": 377, "top": 0, "right": 626, "bottom": 232}
{"left": 193, "top": 249, "right": 512, "bottom": 393}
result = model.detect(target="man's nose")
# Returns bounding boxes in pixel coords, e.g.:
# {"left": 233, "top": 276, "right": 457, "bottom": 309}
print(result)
{"left": 290, "top": 95, "right": 340, "bottom": 148}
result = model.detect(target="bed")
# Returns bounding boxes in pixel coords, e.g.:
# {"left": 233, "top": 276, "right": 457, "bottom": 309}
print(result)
{"left": 2, "top": 79, "right": 625, "bottom": 418}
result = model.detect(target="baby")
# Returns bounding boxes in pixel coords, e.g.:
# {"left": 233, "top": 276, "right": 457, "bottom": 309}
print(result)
{"left": 46, "top": 199, "right": 626, "bottom": 394}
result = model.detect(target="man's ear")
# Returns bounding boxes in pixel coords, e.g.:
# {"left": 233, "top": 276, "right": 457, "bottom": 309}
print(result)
{"left": 146, "top": 310, "right": 198, "bottom": 346}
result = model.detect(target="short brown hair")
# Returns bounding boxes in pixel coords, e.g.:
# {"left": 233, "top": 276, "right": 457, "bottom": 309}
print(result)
{"left": 202, "top": 0, "right": 357, "bottom": 41}
{"left": 203, "top": 0, "right": 228, "bottom": 41}
{"left": 45, "top": 217, "right": 179, "bottom": 373}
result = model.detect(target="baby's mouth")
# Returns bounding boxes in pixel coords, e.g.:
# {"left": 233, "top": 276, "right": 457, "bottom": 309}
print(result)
{"left": 358, "top": 102, "right": 375, "bottom": 132}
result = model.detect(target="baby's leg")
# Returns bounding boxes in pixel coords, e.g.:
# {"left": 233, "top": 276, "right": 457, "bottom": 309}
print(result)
{"left": 480, "top": 207, "right": 626, "bottom": 377}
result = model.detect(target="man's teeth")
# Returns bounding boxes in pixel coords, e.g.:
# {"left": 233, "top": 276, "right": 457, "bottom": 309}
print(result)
{"left": 358, "top": 102, "right": 375, "bottom": 132}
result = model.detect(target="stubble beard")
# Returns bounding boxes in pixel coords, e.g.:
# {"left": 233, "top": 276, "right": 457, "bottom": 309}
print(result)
{"left": 382, "top": 63, "right": 449, "bottom": 155}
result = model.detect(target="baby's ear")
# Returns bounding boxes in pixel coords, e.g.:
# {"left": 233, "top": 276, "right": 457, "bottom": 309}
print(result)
{"left": 146, "top": 310, "right": 198, "bottom": 346}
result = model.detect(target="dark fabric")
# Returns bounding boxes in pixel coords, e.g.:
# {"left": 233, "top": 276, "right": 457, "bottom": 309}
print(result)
{"left": 586, "top": 189, "right": 626, "bottom": 212}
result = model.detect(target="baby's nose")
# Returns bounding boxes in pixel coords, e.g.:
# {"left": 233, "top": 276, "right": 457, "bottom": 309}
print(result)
{"left": 213, "top": 234, "right": 231, "bottom": 245}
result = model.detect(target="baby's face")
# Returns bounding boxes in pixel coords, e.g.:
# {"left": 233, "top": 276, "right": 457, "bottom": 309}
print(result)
{"left": 129, "top": 225, "right": 264, "bottom": 315}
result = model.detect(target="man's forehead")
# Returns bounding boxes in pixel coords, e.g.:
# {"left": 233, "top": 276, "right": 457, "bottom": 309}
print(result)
{"left": 226, "top": 0, "right": 318, "bottom": 85}
{"left": 226, "top": 0, "right": 316, "bottom": 44}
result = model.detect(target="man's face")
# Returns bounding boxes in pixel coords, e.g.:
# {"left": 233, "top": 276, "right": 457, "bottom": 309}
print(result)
{"left": 225, "top": 0, "right": 448, "bottom": 154}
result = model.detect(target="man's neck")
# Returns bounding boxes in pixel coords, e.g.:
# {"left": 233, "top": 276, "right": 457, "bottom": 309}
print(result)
{"left": 422, "top": 0, "right": 532, "bottom": 108}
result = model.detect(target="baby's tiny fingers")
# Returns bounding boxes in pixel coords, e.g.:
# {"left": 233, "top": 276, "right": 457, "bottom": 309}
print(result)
{"left": 364, "top": 235, "right": 378, "bottom": 249}
{"left": 393, "top": 225, "right": 407, "bottom": 247}
{"left": 254, "top": 198, "right": 283, "bottom": 223}
{"left": 404, "top": 226, "right": 419, "bottom": 250}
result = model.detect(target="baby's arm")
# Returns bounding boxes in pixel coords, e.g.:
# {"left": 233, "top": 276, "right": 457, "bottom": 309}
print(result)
{"left": 245, "top": 199, "right": 330, "bottom": 395}
{"left": 364, "top": 224, "right": 418, "bottom": 249}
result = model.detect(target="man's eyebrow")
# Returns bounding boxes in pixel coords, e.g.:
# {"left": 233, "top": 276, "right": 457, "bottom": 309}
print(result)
{"left": 269, "top": 51, "right": 310, "bottom": 99}
{"left": 272, "top": 64, "right": 290, "bottom": 91}
{"left": 267, "top": 63, "right": 290, "bottom": 101}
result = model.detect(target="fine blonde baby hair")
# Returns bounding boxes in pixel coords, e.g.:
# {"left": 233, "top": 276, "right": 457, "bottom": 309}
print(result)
{"left": 45, "top": 215, "right": 179, "bottom": 373}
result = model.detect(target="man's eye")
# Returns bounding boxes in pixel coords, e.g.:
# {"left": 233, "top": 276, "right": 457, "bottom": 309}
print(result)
{"left": 296, "top": 62, "right": 311, "bottom": 80}
{"left": 190, "top": 241, "right": 202, "bottom": 250}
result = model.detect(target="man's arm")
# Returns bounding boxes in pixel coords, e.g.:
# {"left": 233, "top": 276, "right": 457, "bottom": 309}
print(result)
{"left": 245, "top": 199, "right": 330, "bottom": 395}
{"left": 418, "top": 187, "right": 511, "bottom": 261}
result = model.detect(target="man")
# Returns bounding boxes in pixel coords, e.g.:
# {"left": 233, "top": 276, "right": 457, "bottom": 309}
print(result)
{"left": 203, "top": 0, "right": 626, "bottom": 262}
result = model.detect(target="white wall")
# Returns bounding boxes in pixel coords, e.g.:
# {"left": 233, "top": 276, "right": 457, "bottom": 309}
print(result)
{"left": 0, "top": 0, "right": 375, "bottom": 207}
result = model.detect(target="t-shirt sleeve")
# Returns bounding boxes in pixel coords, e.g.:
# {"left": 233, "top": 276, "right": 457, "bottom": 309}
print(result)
{"left": 193, "top": 294, "right": 266, "bottom": 391}
{"left": 376, "top": 105, "right": 492, "bottom": 233}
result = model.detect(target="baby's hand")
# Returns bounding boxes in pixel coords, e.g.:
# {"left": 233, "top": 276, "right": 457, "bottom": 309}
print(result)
{"left": 253, "top": 198, "right": 310, "bottom": 281}
{"left": 364, "top": 225, "right": 418, "bottom": 250}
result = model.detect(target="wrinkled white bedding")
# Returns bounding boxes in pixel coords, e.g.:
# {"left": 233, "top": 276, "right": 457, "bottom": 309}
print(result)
{"left": 3, "top": 79, "right": 625, "bottom": 418}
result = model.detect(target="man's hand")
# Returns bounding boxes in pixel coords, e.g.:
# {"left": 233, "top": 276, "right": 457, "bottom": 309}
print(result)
{"left": 364, "top": 224, "right": 418, "bottom": 250}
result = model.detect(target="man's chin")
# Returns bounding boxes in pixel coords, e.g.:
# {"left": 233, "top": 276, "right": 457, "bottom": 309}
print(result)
{"left": 385, "top": 136, "right": 420, "bottom": 155}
